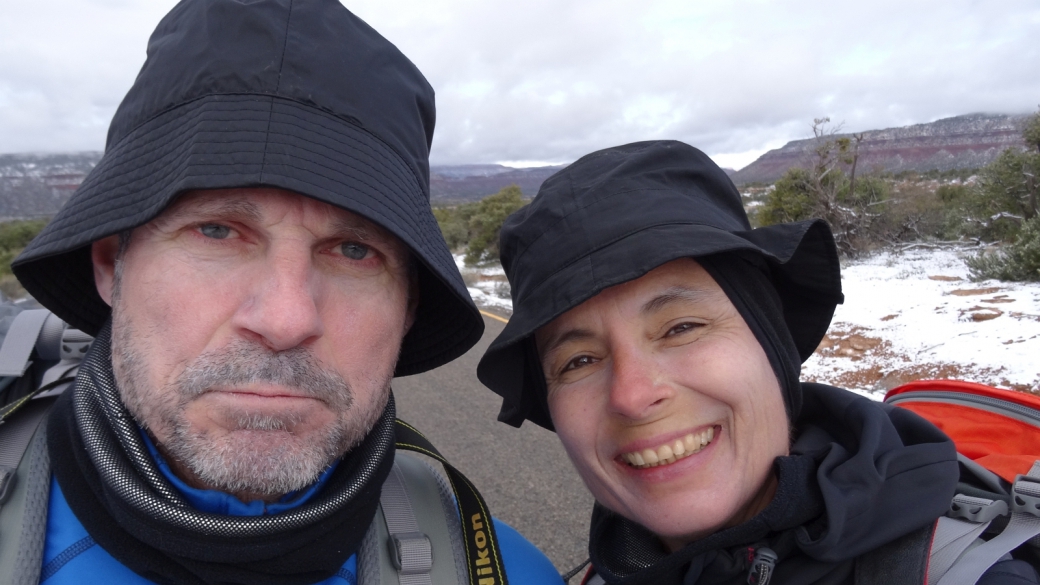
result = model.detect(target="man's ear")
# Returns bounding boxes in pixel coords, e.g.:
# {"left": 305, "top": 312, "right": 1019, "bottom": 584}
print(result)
{"left": 92, "top": 235, "right": 121, "bottom": 307}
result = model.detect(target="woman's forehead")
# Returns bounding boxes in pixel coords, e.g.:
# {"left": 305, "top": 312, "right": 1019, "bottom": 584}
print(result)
{"left": 536, "top": 258, "right": 731, "bottom": 341}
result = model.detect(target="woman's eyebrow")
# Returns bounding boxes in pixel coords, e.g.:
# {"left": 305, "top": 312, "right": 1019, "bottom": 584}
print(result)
{"left": 641, "top": 286, "right": 715, "bottom": 315}
{"left": 539, "top": 328, "right": 596, "bottom": 357}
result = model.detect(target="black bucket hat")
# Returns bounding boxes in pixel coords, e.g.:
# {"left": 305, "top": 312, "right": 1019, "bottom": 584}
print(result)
{"left": 477, "top": 140, "right": 844, "bottom": 430}
{"left": 13, "top": 0, "right": 483, "bottom": 376}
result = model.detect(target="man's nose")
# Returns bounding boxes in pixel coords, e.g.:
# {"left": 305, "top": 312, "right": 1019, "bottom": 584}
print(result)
{"left": 607, "top": 345, "right": 673, "bottom": 420}
{"left": 233, "top": 248, "right": 324, "bottom": 351}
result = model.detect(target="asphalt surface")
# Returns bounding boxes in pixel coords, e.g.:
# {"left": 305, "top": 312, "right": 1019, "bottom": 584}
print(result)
{"left": 392, "top": 313, "right": 594, "bottom": 578}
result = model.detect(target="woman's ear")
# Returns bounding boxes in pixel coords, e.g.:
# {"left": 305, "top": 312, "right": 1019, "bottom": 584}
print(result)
{"left": 92, "top": 235, "right": 121, "bottom": 307}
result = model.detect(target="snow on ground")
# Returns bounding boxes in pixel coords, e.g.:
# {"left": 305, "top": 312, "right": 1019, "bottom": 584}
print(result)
{"left": 802, "top": 246, "right": 1040, "bottom": 398}
{"left": 459, "top": 248, "right": 1040, "bottom": 397}
{"left": 455, "top": 255, "right": 514, "bottom": 313}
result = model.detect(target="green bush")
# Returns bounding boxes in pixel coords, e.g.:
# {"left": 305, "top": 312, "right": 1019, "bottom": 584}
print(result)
{"left": 756, "top": 168, "right": 815, "bottom": 225}
{"left": 758, "top": 165, "right": 889, "bottom": 255}
{"left": 432, "top": 185, "right": 528, "bottom": 266}
{"left": 464, "top": 185, "right": 526, "bottom": 265}
{"left": 0, "top": 218, "right": 48, "bottom": 277}
{"left": 966, "top": 215, "right": 1040, "bottom": 282}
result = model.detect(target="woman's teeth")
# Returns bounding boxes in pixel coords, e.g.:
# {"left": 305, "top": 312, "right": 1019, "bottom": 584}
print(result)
{"left": 621, "top": 427, "right": 715, "bottom": 469}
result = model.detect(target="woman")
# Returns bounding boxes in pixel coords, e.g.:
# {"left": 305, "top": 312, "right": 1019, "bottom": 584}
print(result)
{"left": 476, "top": 141, "right": 1038, "bottom": 584}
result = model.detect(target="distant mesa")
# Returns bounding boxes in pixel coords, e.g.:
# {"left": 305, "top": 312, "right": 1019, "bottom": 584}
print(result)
{"left": 0, "top": 152, "right": 100, "bottom": 221}
{"left": 430, "top": 164, "right": 566, "bottom": 203}
{"left": 0, "top": 153, "right": 565, "bottom": 218}
{"left": 730, "top": 113, "right": 1031, "bottom": 185}
{"left": 0, "top": 112, "right": 1031, "bottom": 218}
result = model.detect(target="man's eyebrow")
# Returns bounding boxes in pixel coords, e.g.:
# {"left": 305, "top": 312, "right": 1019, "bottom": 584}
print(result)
{"left": 159, "top": 197, "right": 263, "bottom": 225}
{"left": 641, "top": 286, "right": 716, "bottom": 315}
{"left": 329, "top": 215, "right": 377, "bottom": 241}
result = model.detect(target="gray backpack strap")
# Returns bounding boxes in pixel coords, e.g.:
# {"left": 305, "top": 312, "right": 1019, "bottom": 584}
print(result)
{"left": 380, "top": 460, "right": 434, "bottom": 585}
{"left": 0, "top": 404, "right": 52, "bottom": 585}
{"left": 0, "top": 310, "right": 62, "bottom": 378}
{"left": 359, "top": 453, "right": 467, "bottom": 585}
{"left": 0, "top": 398, "right": 53, "bottom": 507}
{"left": 927, "top": 497, "right": 1006, "bottom": 585}
{"left": 936, "top": 462, "right": 1040, "bottom": 585}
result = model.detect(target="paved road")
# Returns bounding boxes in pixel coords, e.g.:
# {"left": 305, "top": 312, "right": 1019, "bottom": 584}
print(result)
{"left": 392, "top": 312, "right": 593, "bottom": 579}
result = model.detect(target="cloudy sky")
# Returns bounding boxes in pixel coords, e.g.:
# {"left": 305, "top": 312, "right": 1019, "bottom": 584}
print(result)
{"left": 2, "top": 0, "right": 1038, "bottom": 169}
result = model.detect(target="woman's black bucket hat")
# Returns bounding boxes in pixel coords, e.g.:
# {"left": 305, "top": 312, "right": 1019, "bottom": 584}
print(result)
{"left": 477, "top": 140, "right": 844, "bottom": 430}
{"left": 12, "top": 0, "right": 483, "bottom": 376}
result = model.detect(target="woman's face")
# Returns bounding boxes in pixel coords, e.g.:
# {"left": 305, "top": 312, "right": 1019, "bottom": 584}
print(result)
{"left": 536, "top": 258, "right": 790, "bottom": 550}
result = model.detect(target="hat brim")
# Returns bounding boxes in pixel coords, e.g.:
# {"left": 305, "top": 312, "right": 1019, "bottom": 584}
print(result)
{"left": 477, "top": 218, "right": 842, "bottom": 429}
{"left": 14, "top": 94, "right": 483, "bottom": 376}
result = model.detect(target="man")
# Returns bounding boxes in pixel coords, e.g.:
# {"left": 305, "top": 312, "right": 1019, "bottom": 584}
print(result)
{"left": 2, "top": 0, "right": 559, "bottom": 583}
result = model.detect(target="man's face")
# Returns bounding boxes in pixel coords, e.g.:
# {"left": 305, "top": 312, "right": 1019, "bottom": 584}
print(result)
{"left": 535, "top": 258, "right": 789, "bottom": 550}
{"left": 93, "top": 188, "right": 416, "bottom": 501}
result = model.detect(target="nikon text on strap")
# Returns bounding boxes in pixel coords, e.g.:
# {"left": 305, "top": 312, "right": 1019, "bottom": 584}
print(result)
{"left": 394, "top": 419, "right": 509, "bottom": 585}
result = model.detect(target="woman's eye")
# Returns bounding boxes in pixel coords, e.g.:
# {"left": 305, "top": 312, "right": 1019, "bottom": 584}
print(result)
{"left": 666, "top": 322, "right": 700, "bottom": 337}
{"left": 199, "top": 224, "right": 232, "bottom": 239}
{"left": 340, "top": 242, "right": 372, "bottom": 260}
{"left": 562, "top": 355, "right": 597, "bottom": 372}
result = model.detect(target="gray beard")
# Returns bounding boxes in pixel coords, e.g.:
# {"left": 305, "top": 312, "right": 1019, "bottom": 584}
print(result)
{"left": 111, "top": 314, "right": 391, "bottom": 499}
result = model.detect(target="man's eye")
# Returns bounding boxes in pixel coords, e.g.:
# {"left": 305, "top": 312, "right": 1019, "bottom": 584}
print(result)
{"left": 339, "top": 242, "right": 372, "bottom": 260}
{"left": 562, "top": 355, "right": 597, "bottom": 372}
{"left": 199, "top": 224, "right": 232, "bottom": 239}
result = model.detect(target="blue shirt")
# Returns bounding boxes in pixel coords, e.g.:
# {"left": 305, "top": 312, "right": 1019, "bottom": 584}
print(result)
{"left": 41, "top": 433, "right": 562, "bottom": 584}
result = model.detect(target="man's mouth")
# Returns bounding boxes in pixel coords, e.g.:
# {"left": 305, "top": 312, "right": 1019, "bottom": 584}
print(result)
{"left": 620, "top": 426, "right": 716, "bottom": 469}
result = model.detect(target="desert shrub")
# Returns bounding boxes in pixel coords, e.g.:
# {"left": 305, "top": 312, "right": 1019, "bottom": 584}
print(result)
{"left": 433, "top": 185, "right": 528, "bottom": 265}
{"left": 966, "top": 216, "right": 1040, "bottom": 282}
{"left": 464, "top": 185, "right": 527, "bottom": 265}
{"left": 756, "top": 168, "right": 815, "bottom": 225}
{"left": 757, "top": 119, "right": 891, "bottom": 255}
{"left": 432, "top": 206, "right": 473, "bottom": 250}
{"left": 758, "top": 164, "right": 889, "bottom": 255}
{"left": 0, "top": 218, "right": 48, "bottom": 277}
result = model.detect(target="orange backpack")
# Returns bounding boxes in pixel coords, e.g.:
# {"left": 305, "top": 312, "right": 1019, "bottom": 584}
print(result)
{"left": 886, "top": 379, "right": 1040, "bottom": 484}
{"left": 874, "top": 380, "right": 1040, "bottom": 585}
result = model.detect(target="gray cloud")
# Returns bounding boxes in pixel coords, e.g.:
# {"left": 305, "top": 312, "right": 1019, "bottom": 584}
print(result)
{"left": 2, "top": 0, "right": 1037, "bottom": 169}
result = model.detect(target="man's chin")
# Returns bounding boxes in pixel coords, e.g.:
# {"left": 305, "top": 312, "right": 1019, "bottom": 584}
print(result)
{"left": 166, "top": 426, "right": 350, "bottom": 499}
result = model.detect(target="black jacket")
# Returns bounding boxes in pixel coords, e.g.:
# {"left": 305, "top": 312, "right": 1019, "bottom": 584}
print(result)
{"left": 586, "top": 384, "right": 1040, "bottom": 585}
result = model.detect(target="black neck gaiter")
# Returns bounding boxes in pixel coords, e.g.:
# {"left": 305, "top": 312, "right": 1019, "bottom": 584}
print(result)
{"left": 48, "top": 322, "right": 395, "bottom": 585}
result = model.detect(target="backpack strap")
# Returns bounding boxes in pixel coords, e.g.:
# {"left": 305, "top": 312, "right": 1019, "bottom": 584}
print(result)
{"left": 359, "top": 452, "right": 469, "bottom": 585}
{"left": 927, "top": 496, "right": 1007, "bottom": 584}
{"left": 0, "top": 399, "right": 54, "bottom": 585}
{"left": 379, "top": 459, "right": 435, "bottom": 585}
{"left": 0, "top": 310, "right": 62, "bottom": 378}
{"left": 393, "top": 419, "right": 510, "bottom": 585}
{"left": 0, "top": 398, "right": 53, "bottom": 509}
{"left": 935, "top": 462, "right": 1040, "bottom": 585}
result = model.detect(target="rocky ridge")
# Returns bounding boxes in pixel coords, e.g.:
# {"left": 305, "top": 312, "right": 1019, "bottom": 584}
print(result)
{"left": 0, "top": 112, "right": 1030, "bottom": 217}
{"left": 0, "top": 153, "right": 563, "bottom": 217}
{"left": 731, "top": 113, "right": 1031, "bottom": 185}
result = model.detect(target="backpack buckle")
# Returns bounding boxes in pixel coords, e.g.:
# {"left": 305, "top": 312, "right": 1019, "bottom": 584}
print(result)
{"left": 1012, "top": 475, "right": 1040, "bottom": 517}
{"left": 948, "top": 494, "right": 1009, "bottom": 523}
{"left": 387, "top": 531, "right": 433, "bottom": 575}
